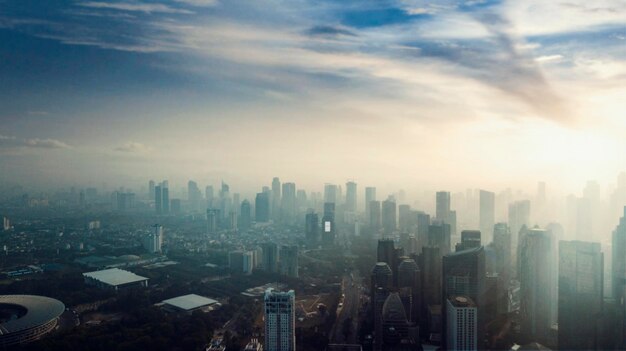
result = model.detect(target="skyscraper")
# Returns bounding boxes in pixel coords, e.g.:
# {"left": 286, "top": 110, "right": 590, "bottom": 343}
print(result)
{"left": 279, "top": 245, "right": 298, "bottom": 278}
{"left": 382, "top": 198, "right": 396, "bottom": 236}
{"left": 479, "top": 190, "right": 495, "bottom": 243}
{"left": 155, "top": 185, "right": 162, "bottom": 214}
{"left": 205, "top": 185, "right": 214, "bottom": 208}
{"left": 148, "top": 180, "right": 155, "bottom": 200}
{"left": 346, "top": 181, "right": 357, "bottom": 213}
{"left": 370, "top": 200, "right": 382, "bottom": 234}
{"left": 446, "top": 296, "right": 478, "bottom": 351}
{"left": 255, "top": 192, "right": 270, "bottom": 223}
{"left": 322, "top": 202, "right": 335, "bottom": 247}
{"left": 442, "top": 246, "right": 486, "bottom": 350}
{"left": 272, "top": 177, "right": 281, "bottom": 220}
{"left": 398, "top": 204, "right": 412, "bottom": 232}
{"left": 187, "top": 180, "right": 202, "bottom": 212}
{"left": 240, "top": 200, "right": 251, "bottom": 231}
{"left": 558, "top": 240, "right": 603, "bottom": 350}
{"left": 508, "top": 200, "right": 531, "bottom": 260}
{"left": 428, "top": 222, "right": 451, "bottom": 256}
{"left": 305, "top": 212, "right": 319, "bottom": 248}
{"left": 143, "top": 224, "right": 163, "bottom": 253}
{"left": 371, "top": 262, "right": 393, "bottom": 351}
{"left": 262, "top": 242, "right": 279, "bottom": 273}
{"left": 264, "top": 289, "right": 295, "bottom": 351}
{"left": 365, "top": 186, "right": 376, "bottom": 220}
{"left": 416, "top": 211, "right": 431, "bottom": 253}
{"left": 207, "top": 209, "right": 219, "bottom": 234}
{"left": 436, "top": 191, "right": 451, "bottom": 222}
{"left": 519, "top": 228, "right": 552, "bottom": 342}
{"left": 324, "top": 183, "right": 338, "bottom": 204}
{"left": 281, "top": 182, "right": 296, "bottom": 222}
{"left": 493, "top": 223, "right": 512, "bottom": 297}
{"left": 162, "top": 182, "right": 170, "bottom": 214}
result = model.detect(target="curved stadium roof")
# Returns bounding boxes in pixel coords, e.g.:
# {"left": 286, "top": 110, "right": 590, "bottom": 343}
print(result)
{"left": 0, "top": 295, "right": 65, "bottom": 335}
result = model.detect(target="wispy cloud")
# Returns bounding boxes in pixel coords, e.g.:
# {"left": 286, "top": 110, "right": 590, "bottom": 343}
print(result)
{"left": 80, "top": 1, "right": 194, "bottom": 15}
{"left": 173, "top": 0, "right": 219, "bottom": 7}
{"left": 114, "top": 141, "right": 152, "bottom": 153}
{"left": 0, "top": 135, "right": 71, "bottom": 149}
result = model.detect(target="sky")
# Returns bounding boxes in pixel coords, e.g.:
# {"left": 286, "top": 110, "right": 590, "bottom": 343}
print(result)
{"left": 0, "top": 0, "right": 625, "bottom": 194}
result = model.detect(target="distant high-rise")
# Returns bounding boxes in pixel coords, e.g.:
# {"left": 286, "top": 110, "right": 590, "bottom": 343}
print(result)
{"left": 382, "top": 198, "right": 397, "bottom": 235}
{"left": 264, "top": 289, "right": 295, "bottom": 351}
{"left": 155, "top": 185, "right": 163, "bottom": 213}
{"left": 442, "top": 246, "right": 485, "bottom": 350}
{"left": 281, "top": 182, "right": 296, "bottom": 222}
{"left": 143, "top": 224, "right": 163, "bottom": 253}
{"left": 398, "top": 204, "right": 412, "bottom": 232}
{"left": 420, "top": 246, "right": 442, "bottom": 316}
{"left": 558, "top": 240, "right": 603, "bottom": 350}
{"left": 446, "top": 296, "right": 478, "bottom": 351}
{"left": 416, "top": 211, "right": 430, "bottom": 253}
{"left": 428, "top": 222, "right": 451, "bottom": 256}
{"left": 240, "top": 200, "right": 252, "bottom": 231}
{"left": 436, "top": 191, "right": 451, "bottom": 222}
{"left": 305, "top": 212, "right": 319, "bottom": 248}
{"left": 162, "top": 182, "right": 170, "bottom": 214}
{"left": 280, "top": 245, "right": 298, "bottom": 278}
{"left": 493, "top": 223, "right": 512, "bottom": 289}
{"left": 370, "top": 200, "right": 382, "bottom": 234}
{"left": 377, "top": 239, "right": 396, "bottom": 270}
{"left": 509, "top": 200, "right": 531, "bottom": 259}
{"left": 187, "top": 180, "right": 202, "bottom": 212}
{"left": 207, "top": 209, "right": 219, "bottom": 234}
{"left": 613, "top": 207, "right": 626, "bottom": 301}
{"left": 345, "top": 181, "right": 357, "bottom": 213}
{"left": 519, "top": 228, "right": 552, "bottom": 341}
{"left": 322, "top": 203, "right": 335, "bottom": 247}
{"left": 456, "top": 230, "right": 481, "bottom": 252}
{"left": 365, "top": 187, "right": 377, "bottom": 220}
{"left": 148, "top": 180, "right": 155, "bottom": 199}
{"left": 398, "top": 258, "right": 421, "bottom": 324}
{"left": 205, "top": 185, "right": 214, "bottom": 208}
{"left": 479, "top": 190, "right": 495, "bottom": 243}
{"left": 255, "top": 192, "right": 270, "bottom": 223}
{"left": 272, "top": 177, "right": 281, "bottom": 220}
{"left": 324, "top": 184, "right": 338, "bottom": 204}
{"left": 371, "top": 262, "right": 393, "bottom": 350}
{"left": 262, "top": 243, "right": 279, "bottom": 273}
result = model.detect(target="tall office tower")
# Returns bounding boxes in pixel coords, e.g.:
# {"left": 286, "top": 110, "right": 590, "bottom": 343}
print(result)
{"left": 207, "top": 209, "right": 219, "bottom": 234}
{"left": 493, "top": 223, "right": 512, "bottom": 287}
{"left": 264, "top": 289, "right": 296, "bottom": 351}
{"left": 575, "top": 197, "right": 593, "bottom": 241}
{"left": 365, "top": 186, "right": 377, "bottom": 220}
{"left": 416, "top": 211, "right": 431, "bottom": 253}
{"left": 187, "top": 180, "right": 202, "bottom": 212}
{"left": 519, "top": 228, "right": 552, "bottom": 342}
{"left": 382, "top": 198, "right": 397, "bottom": 236}
{"left": 240, "top": 200, "right": 251, "bottom": 231}
{"left": 281, "top": 182, "right": 297, "bottom": 222}
{"left": 381, "top": 292, "right": 411, "bottom": 348}
{"left": 155, "top": 185, "right": 163, "bottom": 213}
{"left": 255, "top": 192, "right": 270, "bottom": 223}
{"left": 205, "top": 185, "right": 214, "bottom": 208}
{"left": 436, "top": 191, "right": 451, "bottom": 222}
{"left": 508, "top": 200, "right": 531, "bottom": 253}
{"left": 456, "top": 230, "right": 481, "bottom": 252}
{"left": 377, "top": 239, "right": 396, "bottom": 276}
{"left": 144, "top": 224, "right": 163, "bottom": 253}
{"left": 279, "top": 245, "right": 298, "bottom": 278}
{"left": 296, "top": 190, "right": 307, "bottom": 210}
{"left": 148, "top": 180, "right": 155, "bottom": 200}
{"left": 324, "top": 183, "right": 338, "bottom": 204}
{"left": 398, "top": 258, "right": 421, "bottom": 324}
{"left": 272, "top": 177, "right": 281, "bottom": 220}
{"left": 305, "top": 212, "right": 319, "bottom": 248}
{"left": 428, "top": 222, "right": 451, "bottom": 256}
{"left": 479, "top": 190, "right": 495, "bottom": 244}
{"left": 322, "top": 202, "right": 336, "bottom": 247}
{"left": 345, "top": 181, "right": 357, "bottom": 213}
{"left": 2, "top": 217, "right": 10, "bottom": 231}
{"left": 398, "top": 204, "right": 412, "bottom": 232}
{"left": 446, "top": 296, "right": 478, "bottom": 351}
{"left": 370, "top": 200, "right": 382, "bottom": 234}
{"left": 613, "top": 207, "right": 626, "bottom": 301}
{"left": 115, "top": 192, "right": 135, "bottom": 211}
{"left": 371, "top": 262, "right": 393, "bottom": 351}
{"left": 558, "top": 240, "right": 603, "bottom": 350}
{"left": 233, "top": 193, "right": 240, "bottom": 211}
{"left": 442, "top": 246, "right": 486, "bottom": 350}
{"left": 421, "top": 246, "right": 442, "bottom": 315}
{"left": 228, "top": 210, "right": 237, "bottom": 230}
{"left": 162, "top": 182, "right": 170, "bottom": 213}
{"left": 219, "top": 182, "right": 231, "bottom": 221}
{"left": 262, "top": 243, "right": 279, "bottom": 273}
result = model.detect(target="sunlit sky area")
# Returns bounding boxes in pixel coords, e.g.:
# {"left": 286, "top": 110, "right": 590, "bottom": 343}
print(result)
{"left": 1, "top": 0, "right": 625, "bottom": 193}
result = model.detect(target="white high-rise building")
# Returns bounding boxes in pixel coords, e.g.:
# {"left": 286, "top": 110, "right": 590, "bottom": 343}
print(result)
{"left": 143, "top": 224, "right": 163, "bottom": 253}
{"left": 446, "top": 296, "right": 478, "bottom": 351}
{"left": 264, "top": 289, "right": 295, "bottom": 351}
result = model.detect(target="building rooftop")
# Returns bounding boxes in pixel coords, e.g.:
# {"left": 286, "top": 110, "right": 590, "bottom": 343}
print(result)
{"left": 162, "top": 294, "right": 218, "bottom": 311}
{"left": 0, "top": 295, "right": 65, "bottom": 334}
{"left": 83, "top": 268, "right": 148, "bottom": 286}
{"left": 448, "top": 295, "right": 477, "bottom": 308}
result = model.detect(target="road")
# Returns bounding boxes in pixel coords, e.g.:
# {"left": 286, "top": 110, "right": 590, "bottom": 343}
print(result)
{"left": 330, "top": 269, "right": 362, "bottom": 344}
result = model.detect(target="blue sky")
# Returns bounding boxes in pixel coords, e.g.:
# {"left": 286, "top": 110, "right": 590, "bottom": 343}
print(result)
{"left": 0, "top": 0, "right": 625, "bottom": 192}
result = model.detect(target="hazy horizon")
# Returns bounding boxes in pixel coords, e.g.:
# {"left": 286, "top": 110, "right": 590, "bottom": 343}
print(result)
{"left": 1, "top": 0, "right": 625, "bottom": 193}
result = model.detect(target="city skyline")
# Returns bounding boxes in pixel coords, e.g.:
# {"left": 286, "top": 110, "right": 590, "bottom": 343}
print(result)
{"left": 1, "top": 0, "right": 625, "bottom": 190}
